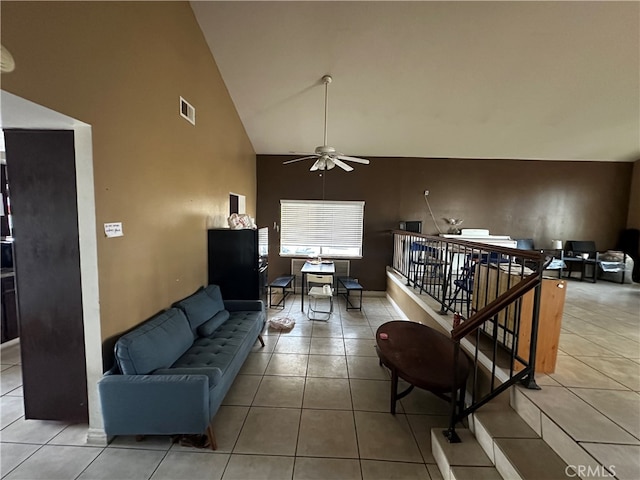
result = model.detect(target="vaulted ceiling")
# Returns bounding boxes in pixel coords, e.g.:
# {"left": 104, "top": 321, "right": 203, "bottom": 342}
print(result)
{"left": 191, "top": 1, "right": 639, "bottom": 162}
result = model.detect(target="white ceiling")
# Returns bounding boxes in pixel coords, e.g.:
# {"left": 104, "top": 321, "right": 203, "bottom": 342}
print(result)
{"left": 192, "top": 1, "right": 639, "bottom": 162}
{"left": 0, "top": 90, "right": 89, "bottom": 154}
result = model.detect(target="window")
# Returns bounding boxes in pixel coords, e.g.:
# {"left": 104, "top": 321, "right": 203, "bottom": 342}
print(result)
{"left": 280, "top": 200, "right": 365, "bottom": 258}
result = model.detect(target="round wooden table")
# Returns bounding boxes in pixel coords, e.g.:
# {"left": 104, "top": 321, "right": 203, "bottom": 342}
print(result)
{"left": 375, "top": 320, "right": 471, "bottom": 414}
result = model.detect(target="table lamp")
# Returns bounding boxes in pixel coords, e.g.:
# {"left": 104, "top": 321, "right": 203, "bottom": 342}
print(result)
{"left": 551, "top": 240, "right": 563, "bottom": 250}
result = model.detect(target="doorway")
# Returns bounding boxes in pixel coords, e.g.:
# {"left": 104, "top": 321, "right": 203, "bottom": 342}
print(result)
{"left": 0, "top": 90, "right": 104, "bottom": 442}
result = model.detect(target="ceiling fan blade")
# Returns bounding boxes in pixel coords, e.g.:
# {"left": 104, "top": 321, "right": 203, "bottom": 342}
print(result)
{"left": 332, "top": 158, "right": 354, "bottom": 172}
{"left": 283, "top": 155, "right": 318, "bottom": 165}
{"left": 336, "top": 155, "right": 370, "bottom": 165}
{"left": 309, "top": 158, "right": 323, "bottom": 171}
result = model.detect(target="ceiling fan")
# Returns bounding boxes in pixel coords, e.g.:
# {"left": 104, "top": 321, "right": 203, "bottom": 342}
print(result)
{"left": 283, "top": 75, "right": 370, "bottom": 172}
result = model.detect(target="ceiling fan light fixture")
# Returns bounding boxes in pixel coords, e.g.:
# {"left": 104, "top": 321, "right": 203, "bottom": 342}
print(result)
{"left": 1, "top": 45, "right": 16, "bottom": 73}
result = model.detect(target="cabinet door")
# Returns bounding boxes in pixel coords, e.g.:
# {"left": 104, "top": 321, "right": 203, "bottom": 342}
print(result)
{"left": 208, "top": 229, "right": 259, "bottom": 299}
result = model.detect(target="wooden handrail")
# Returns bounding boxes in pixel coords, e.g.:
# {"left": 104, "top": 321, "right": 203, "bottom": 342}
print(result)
{"left": 450, "top": 273, "right": 540, "bottom": 341}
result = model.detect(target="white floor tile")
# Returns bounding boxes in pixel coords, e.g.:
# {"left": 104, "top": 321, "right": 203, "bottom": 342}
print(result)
{"left": 150, "top": 451, "right": 230, "bottom": 480}
{"left": 76, "top": 447, "right": 166, "bottom": 480}
{"left": 1, "top": 418, "right": 68, "bottom": 444}
{"left": 222, "top": 454, "right": 295, "bottom": 480}
{"left": 1, "top": 395, "right": 24, "bottom": 429}
{"left": 0, "top": 442, "right": 41, "bottom": 477}
{"left": 4, "top": 444, "right": 102, "bottom": 480}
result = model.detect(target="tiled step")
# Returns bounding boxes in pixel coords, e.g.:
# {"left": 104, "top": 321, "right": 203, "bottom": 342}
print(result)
{"left": 430, "top": 427, "right": 498, "bottom": 480}
{"left": 471, "top": 397, "right": 574, "bottom": 480}
{"left": 510, "top": 384, "right": 637, "bottom": 479}
{"left": 450, "top": 466, "right": 503, "bottom": 480}
{"left": 471, "top": 403, "right": 539, "bottom": 464}
{"left": 432, "top": 384, "right": 637, "bottom": 480}
{"left": 494, "top": 438, "right": 571, "bottom": 480}
{"left": 432, "top": 388, "right": 582, "bottom": 480}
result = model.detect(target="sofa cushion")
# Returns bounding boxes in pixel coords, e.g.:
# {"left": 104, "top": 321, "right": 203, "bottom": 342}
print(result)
{"left": 197, "top": 310, "right": 230, "bottom": 337}
{"left": 115, "top": 308, "right": 193, "bottom": 375}
{"left": 173, "top": 312, "right": 262, "bottom": 374}
{"left": 204, "top": 285, "right": 225, "bottom": 307}
{"left": 174, "top": 286, "right": 225, "bottom": 335}
{"left": 152, "top": 367, "right": 223, "bottom": 388}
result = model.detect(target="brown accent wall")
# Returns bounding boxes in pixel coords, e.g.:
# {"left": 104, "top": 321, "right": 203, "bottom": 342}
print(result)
{"left": 386, "top": 277, "right": 445, "bottom": 333}
{"left": 628, "top": 160, "right": 640, "bottom": 229}
{"left": 1, "top": 2, "right": 256, "bottom": 339}
{"left": 258, "top": 155, "right": 633, "bottom": 291}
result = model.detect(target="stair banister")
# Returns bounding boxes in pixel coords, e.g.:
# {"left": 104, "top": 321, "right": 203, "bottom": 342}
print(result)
{"left": 451, "top": 273, "right": 540, "bottom": 341}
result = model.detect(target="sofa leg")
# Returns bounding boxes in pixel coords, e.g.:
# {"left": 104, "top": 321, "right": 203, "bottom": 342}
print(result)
{"left": 257, "top": 334, "right": 265, "bottom": 347}
{"left": 206, "top": 423, "right": 218, "bottom": 451}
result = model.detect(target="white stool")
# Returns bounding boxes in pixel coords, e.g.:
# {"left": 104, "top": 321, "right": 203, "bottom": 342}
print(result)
{"left": 306, "top": 274, "right": 334, "bottom": 321}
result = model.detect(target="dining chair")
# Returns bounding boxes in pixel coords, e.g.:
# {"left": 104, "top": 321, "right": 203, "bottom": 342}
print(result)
{"left": 306, "top": 274, "right": 334, "bottom": 321}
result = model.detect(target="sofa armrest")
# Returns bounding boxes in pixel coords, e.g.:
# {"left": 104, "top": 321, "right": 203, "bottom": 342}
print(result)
{"left": 224, "top": 299, "right": 265, "bottom": 313}
{"left": 153, "top": 367, "right": 222, "bottom": 387}
{"left": 98, "top": 374, "right": 210, "bottom": 435}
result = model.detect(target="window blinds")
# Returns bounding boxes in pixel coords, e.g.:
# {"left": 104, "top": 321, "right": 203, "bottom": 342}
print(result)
{"left": 280, "top": 200, "right": 365, "bottom": 256}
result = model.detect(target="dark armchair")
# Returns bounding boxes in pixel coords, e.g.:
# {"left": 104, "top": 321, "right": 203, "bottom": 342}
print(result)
{"left": 616, "top": 228, "right": 639, "bottom": 282}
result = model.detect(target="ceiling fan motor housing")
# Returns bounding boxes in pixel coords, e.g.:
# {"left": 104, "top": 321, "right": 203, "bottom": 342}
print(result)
{"left": 315, "top": 145, "right": 336, "bottom": 155}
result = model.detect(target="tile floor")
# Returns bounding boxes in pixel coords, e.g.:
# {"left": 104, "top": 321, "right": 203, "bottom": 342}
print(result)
{"left": 1, "top": 279, "right": 638, "bottom": 480}
{"left": 1, "top": 295, "right": 451, "bottom": 480}
{"left": 517, "top": 279, "right": 640, "bottom": 480}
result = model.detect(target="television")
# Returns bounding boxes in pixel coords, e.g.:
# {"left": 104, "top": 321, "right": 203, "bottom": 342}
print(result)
{"left": 399, "top": 221, "right": 422, "bottom": 233}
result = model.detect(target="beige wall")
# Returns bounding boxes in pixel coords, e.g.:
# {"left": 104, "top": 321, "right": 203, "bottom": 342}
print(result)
{"left": 628, "top": 160, "right": 640, "bottom": 229}
{"left": 1, "top": 2, "right": 256, "bottom": 339}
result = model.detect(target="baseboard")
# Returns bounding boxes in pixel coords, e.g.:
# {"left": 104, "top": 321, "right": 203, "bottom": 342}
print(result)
{"left": 86, "top": 428, "right": 109, "bottom": 446}
{"left": 362, "top": 290, "right": 386, "bottom": 297}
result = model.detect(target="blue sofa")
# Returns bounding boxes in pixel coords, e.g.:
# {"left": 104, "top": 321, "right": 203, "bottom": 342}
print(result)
{"left": 97, "top": 285, "right": 265, "bottom": 449}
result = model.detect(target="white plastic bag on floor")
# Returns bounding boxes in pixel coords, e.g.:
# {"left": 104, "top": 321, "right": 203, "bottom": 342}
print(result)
{"left": 269, "top": 317, "right": 295, "bottom": 330}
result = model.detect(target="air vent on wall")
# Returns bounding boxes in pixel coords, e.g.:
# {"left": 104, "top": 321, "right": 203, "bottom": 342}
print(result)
{"left": 180, "top": 97, "right": 195, "bottom": 125}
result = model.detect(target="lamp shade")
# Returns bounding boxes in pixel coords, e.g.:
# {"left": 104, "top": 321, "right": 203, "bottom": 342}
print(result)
{"left": 550, "top": 240, "right": 563, "bottom": 250}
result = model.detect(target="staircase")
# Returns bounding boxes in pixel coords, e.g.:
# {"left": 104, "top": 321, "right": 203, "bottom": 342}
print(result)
{"left": 387, "top": 271, "right": 618, "bottom": 480}
{"left": 388, "top": 233, "right": 633, "bottom": 480}
{"left": 431, "top": 386, "right": 614, "bottom": 480}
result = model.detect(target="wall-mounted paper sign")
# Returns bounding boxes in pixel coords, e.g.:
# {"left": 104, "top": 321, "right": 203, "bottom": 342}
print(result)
{"left": 104, "top": 222, "right": 123, "bottom": 238}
